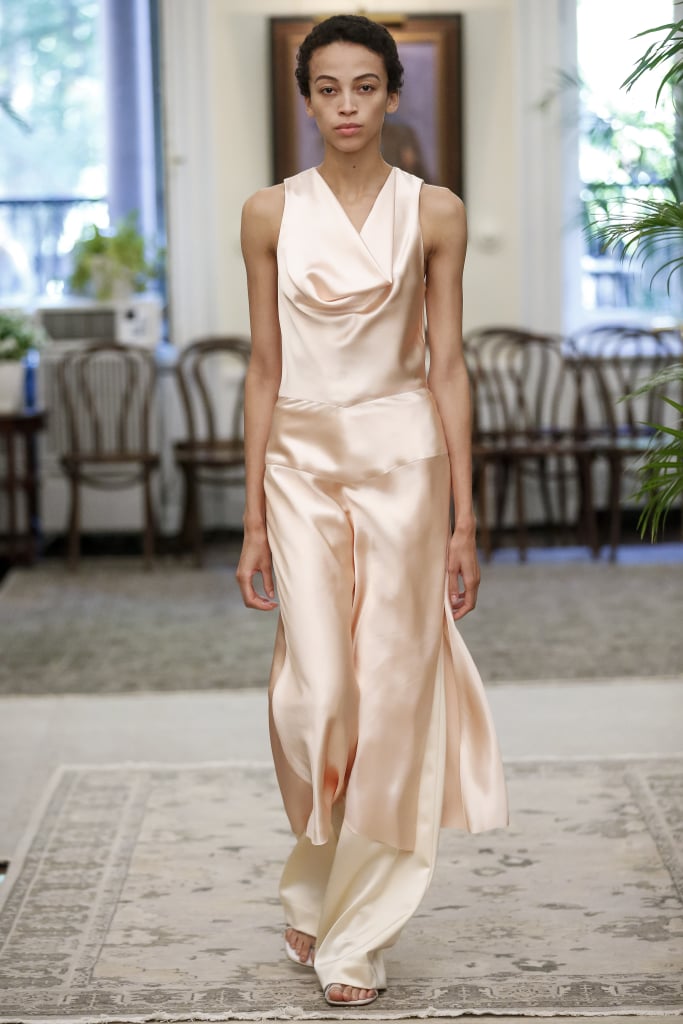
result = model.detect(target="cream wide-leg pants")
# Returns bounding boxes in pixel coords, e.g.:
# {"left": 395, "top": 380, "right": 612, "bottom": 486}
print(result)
{"left": 263, "top": 390, "right": 508, "bottom": 991}
{"left": 279, "top": 645, "right": 446, "bottom": 992}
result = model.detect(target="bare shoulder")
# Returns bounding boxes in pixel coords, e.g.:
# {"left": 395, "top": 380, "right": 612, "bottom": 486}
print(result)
{"left": 241, "top": 184, "right": 285, "bottom": 252}
{"left": 420, "top": 183, "right": 465, "bottom": 220}
{"left": 419, "top": 184, "right": 466, "bottom": 257}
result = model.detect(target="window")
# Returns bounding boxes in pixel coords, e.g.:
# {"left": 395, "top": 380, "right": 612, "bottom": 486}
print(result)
{"left": 0, "top": 0, "right": 108, "bottom": 300}
{"left": 0, "top": 0, "right": 164, "bottom": 305}
{"left": 577, "top": 0, "right": 679, "bottom": 320}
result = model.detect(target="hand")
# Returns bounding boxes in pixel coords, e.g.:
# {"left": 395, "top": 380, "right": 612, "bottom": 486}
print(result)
{"left": 447, "top": 524, "right": 480, "bottom": 621}
{"left": 235, "top": 525, "right": 278, "bottom": 611}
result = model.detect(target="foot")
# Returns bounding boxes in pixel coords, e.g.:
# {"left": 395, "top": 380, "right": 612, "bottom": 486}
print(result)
{"left": 285, "top": 927, "right": 316, "bottom": 965}
{"left": 325, "top": 983, "right": 378, "bottom": 1004}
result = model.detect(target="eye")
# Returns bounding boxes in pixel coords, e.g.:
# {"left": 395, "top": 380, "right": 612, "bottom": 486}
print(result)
{"left": 320, "top": 86, "right": 335, "bottom": 95}
{"left": 359, "top": 83, "right": 375, "bottom": 93}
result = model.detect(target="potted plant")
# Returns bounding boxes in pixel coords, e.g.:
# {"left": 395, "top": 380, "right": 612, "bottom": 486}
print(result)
{"left": 0, "top": 311, "right": 48, "bottom": 413}
{"left": 69, "top": 213, "right": 158, "bottom": 301}
{"left": 593, "top": 18, "right": 683, "bottom": 541}
{"left": 623, "top": 363, "right": 683, "bottom": 539}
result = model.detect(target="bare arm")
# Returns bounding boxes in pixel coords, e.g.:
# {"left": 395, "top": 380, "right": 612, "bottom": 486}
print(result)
{"left": 235, "top": 184, "right": 284, "bottom": 610}
{"left": 420, "top": 185, "right": 479, "bottom": 621}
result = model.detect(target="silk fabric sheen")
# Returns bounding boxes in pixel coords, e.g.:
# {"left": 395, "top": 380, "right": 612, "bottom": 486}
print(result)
{"left": 264, "top": 165, "right": 508, "bottom": 852}
{"left": 279, "top": 644, "right": 447, "bottom": 991}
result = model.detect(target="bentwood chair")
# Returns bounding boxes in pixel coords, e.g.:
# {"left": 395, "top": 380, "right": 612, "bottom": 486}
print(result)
{"left": 57, "top": 342, "right": 159, "bottom": 569}
{"left": 567, "top": 324, "right": 683, "bottom": 559}
{"left": 465, "top": 327, "right": 598, "bottom": 561}
{"left": 174, "top": 336, "right": 250, "bottom": 565}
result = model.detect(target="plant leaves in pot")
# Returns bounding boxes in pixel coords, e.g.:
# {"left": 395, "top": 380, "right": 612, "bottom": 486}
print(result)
{"left": 0, "top": 311, "right": 48, "bottom": 414}
{"left": 68, "top": 213, "right": 158, "bottom": 301}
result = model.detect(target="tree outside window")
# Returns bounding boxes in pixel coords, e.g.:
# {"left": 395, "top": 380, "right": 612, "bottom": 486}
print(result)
{"left": 577, "top": 0, "right": 679, "bottom": 316}
{"left": 0, "top": 0, "right": 107, "bottom": 299}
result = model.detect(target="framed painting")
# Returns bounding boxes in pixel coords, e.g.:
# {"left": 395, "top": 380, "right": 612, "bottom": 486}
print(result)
{"left": 270, "top": 14, "right": 463, "bottom": 196}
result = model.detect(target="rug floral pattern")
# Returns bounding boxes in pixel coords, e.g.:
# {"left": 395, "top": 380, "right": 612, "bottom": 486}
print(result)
{"left": 0, "top": 758, "right": 681, "bottom": 1020}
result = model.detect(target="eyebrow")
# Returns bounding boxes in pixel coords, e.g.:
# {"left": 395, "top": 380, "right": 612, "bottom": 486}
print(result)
{"left": 313, "top": 72, "right": 382, "bottom": 83}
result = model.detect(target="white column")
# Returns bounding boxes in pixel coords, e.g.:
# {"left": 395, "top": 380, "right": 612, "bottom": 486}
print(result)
{"left": 514, "top": 0, "right": 579, "bottom": 333}
{"left": 159, "top": 0, "right": 219, "bottom": 348}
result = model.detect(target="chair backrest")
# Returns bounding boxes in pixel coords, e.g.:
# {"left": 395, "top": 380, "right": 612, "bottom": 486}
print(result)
{"left": 56, "top": 342, "right": 157, "bottom": 458}
{"left": 175, "top": 336, "right": 251, "bottom": 445}
{"left": 464, "top": 328, "right": 577, "bottom": 440}
{"left": 567, "top": 325, "right": 683, "bottom": 439}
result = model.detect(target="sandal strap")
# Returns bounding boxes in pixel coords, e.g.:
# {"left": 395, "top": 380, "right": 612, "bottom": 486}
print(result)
{"left": 324, "top": 983, "right": 379, "bottom": 1006}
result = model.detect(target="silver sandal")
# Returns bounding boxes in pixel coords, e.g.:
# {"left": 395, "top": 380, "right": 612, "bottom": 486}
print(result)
{"left": 285, "top": 936, "right": 315, "bottom": 968}
{"left": 324, "top": 983, "right": 379, "bottom": 1006}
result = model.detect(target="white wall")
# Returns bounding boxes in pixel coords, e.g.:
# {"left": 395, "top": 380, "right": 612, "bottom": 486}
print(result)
{"left": 160, "top": 0, "right": 571, "bottom": 348}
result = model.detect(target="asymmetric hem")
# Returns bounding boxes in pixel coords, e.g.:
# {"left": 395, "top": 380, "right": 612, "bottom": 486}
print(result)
{"left": 264, "top": 165, "right": 509, "bottom": 853}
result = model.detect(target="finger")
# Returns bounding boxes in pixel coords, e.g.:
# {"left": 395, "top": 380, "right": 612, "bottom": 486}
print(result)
{"left": 251, "top": 568, "right": 278, "bottom": 603}
{"left": 452, "top": 590, "right": 475, "bottom": 619}
{"left": 447, "top": 567, "right": 464, "bottom": 606}
{"left": 237, "top": 569, "right": 278, "bottom": 610}
{"left": 261, "top": 563, "right": 276, "bottom": 599}
{"left": 248, "top": 570, "right": 278, "bottom": 609}
{"left": 452, "top": 575, "right": 479, "bottom": 620}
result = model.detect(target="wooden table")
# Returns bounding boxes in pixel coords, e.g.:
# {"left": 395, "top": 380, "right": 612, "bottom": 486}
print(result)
{"left": 0, "top": 409, "right": 47, "bottom": 565}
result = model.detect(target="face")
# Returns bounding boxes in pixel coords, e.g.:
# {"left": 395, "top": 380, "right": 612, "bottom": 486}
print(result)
{"left": 304, "top": 42, "right": 399, "bottom": 151}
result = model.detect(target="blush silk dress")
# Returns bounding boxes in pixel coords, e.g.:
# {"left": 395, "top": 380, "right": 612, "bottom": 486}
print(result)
{"left": 262, "top": 164, "right": 508, "bottom": 992}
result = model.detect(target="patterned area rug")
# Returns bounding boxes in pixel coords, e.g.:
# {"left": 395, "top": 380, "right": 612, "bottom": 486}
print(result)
{"left": 1, "top": 558, "right": 682, "bottom": 694}
{"left": 0, "top": 758, "right": 681, "bottom": 1021}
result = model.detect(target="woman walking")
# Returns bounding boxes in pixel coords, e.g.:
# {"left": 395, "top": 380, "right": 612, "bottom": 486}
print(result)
{"left": 236, "top": 14, "right": 508, "bottom": 1007}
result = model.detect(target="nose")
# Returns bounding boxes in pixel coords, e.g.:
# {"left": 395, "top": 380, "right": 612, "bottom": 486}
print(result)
{"left": 338, "top": 90, "right": 358, "bottom": 115}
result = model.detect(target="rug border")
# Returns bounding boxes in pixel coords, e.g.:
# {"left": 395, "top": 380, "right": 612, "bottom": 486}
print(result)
{"left": 0, "top": 1006, "right": 682, "bottom": 1022}
{"left": 2, "top": 757, "right": 683, "bottom": 1024}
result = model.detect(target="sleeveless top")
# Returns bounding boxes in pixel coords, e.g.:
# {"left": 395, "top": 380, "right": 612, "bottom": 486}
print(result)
{"left": 276, "top": 164, "right": 427, "bottom": 406}
{"left": 266, "top": 165, "right": 449, "bottom": 485}
{"left": 264, "top": 165, "right": 509, "bottom": 849}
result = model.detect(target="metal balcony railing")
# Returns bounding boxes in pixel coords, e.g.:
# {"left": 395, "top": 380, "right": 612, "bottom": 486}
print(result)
{"left": 0, "top": 197, "right": 108, "bottom": 301}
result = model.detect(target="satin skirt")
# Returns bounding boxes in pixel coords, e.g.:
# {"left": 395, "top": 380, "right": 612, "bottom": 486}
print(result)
{"left": 279, "top": 643, "right": 447, "bottom": 991}
{"left": 263, "top": 386, "right": 508, "bottom": 853}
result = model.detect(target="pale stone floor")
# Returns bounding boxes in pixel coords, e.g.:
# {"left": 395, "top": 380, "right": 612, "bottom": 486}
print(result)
{"left": 1, "top": 538, "right": 682, "bottom": 1020}
{"left": 0, "top": 678, "right": 682, "bottom": 1021}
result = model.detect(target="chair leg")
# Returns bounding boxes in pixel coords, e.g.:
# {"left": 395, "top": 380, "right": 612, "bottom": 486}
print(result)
{"left": 494, "top": 459, "right": 509, "bottom": 537}
{"left": 143, "top": 470, "right": 155, "bottom": 570}
{"left": 478, "top": 459, "right": 492, "bottom": 562}
{"left": 67, "top": 474, "right": 81, "bottom": 572}
{"left": 187, "top": 468, "right": 203, "bottom": 568}
{"left": 609, "top": 456, "right": 622, "bottom": 562}
{"left": 178, "top": 465, "right": 192, "bottom": 549}
{"left": 536, "top": 455, "right": 554, "bottom": 537}
{"left": 578, "top": 454, "right": 599, "bottom": 559}
{"left": 556, "top": 455, "right": 571, "bottom": 546}
{"left": 514, "top": 458, "right": 528, "bottom": 562}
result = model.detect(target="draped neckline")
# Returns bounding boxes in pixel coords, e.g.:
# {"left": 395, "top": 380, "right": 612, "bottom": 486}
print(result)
{"left": 312, "top": 165, "right": 396, "bottom": 238}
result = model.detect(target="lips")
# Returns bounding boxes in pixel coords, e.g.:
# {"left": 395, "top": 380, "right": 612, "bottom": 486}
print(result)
{"left": 335, "top": 124, "right": 361, "bottom": 135}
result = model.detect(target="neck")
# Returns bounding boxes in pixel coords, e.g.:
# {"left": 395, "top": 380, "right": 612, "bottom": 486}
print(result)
{"left": 317, "top": 145, "right": 391, "bottom": 198}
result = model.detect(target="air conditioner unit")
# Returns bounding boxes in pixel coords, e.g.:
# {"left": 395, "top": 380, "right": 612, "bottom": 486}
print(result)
{"left": 36, "top": 294, "right": 162, "bottom": 348}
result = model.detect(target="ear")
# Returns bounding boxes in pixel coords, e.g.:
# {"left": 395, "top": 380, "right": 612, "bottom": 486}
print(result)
{"left": 304, "top": 95, "right": 316, "bottom": 119}
{"left": 386, "top": 91, "right": 399, "bottom": 115}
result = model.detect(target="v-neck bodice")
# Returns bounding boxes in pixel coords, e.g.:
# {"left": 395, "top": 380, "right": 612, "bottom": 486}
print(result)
{"left": 276, "top": 164, "right": 427, "bottom": 406}
{"left": 312, "top": 165, "right": 395, "bottom": 239}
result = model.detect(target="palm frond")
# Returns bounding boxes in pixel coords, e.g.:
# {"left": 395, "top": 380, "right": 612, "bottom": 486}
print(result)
{"left": 622, "top": 20, "right": 683, "bottom": 104}
{"left": 621, "top": 364, "right": 683, "bottom": 402}
{"left": 590, "top": 198, "right": 683, "bottom": 292}
{"left": 636, "top": 470, "right": 683, "bottom": 540}
{"left": 620, "top": 360, "right": 683, "bottom": 540}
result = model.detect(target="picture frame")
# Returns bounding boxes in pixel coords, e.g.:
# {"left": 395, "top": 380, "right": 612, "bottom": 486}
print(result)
{"left": 270, "top": 14, "right": 463, "bottom": 196}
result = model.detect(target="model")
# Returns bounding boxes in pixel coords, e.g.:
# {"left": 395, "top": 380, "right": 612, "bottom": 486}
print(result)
{"left": 236, "top": 13, "right": 509, "bottom": 1008}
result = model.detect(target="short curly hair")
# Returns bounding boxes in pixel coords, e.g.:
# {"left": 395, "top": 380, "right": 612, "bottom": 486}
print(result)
{"left": 295, "top": 15, "right": 404, "bottom": 98}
